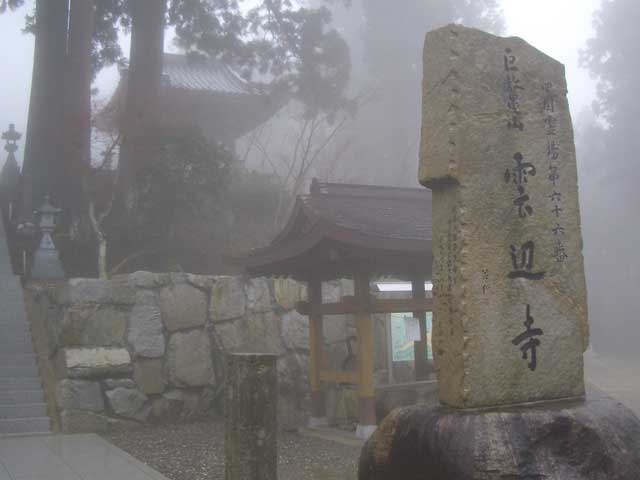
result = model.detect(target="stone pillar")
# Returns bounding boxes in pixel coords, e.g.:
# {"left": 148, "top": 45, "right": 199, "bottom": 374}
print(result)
{"left": 419, "top": 24, "right": 588, "bottom": 409}
{"left": 307, "top": 278, "right": 327, "bottom": 426}
{"left": 225, "top": 353, "right": 277, "bottom": 480}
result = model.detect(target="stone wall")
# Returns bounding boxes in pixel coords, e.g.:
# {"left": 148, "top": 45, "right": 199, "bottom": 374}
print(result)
{"left": 30, "top": 272, "right": 312, "bottom": 433}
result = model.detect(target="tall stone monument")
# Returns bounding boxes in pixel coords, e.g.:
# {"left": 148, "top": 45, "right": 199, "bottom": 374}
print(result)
{"left": 358, "top": 25, "right": 640, "bottom": 480}
{"left": 420, "top": 23, "right": 587, "bottom": 408}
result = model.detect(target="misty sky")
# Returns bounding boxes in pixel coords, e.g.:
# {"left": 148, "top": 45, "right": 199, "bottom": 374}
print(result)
{"left": 0, "top": 0, "right": 602, "bottom": 165}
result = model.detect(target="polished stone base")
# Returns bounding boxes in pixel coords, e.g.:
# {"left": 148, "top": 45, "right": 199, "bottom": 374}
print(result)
{"left": 358, "top": 389, "right": 640, "bottom": 480}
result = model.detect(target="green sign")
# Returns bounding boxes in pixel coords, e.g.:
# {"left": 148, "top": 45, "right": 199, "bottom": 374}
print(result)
{"left": 391, "top": 312, "right": 433, "bottom": 362}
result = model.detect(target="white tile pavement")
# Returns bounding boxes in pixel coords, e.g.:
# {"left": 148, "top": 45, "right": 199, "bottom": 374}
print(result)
{"left": 0, "top": 434, "right": 169, "bottom": 480}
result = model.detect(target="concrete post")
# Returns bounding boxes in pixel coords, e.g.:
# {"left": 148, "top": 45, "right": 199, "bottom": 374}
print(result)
{"left": 225, "top": 353, "right": 278, "bottom": 480}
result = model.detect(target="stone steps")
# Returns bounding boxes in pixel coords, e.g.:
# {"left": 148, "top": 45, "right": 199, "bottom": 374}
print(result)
{"left": 0, "top": 389, "right": 45, "bottom": 405}
{"left": 0, "top": 322, "right": 30, "bottom": 332}
{"left": 0, "top": 416, "right": 50, "bottom": 435}
{"left": 0, "top": 331, "right": 37, "bottom": 344}
{"left": 0, "top": 341, "right": 37, "bottom": 354}
{"left": 0, "top": 223, "right": 51, "bottom": 435}
{"left": 0, "top": 353, "right": 38, "bottom": 367}
{"left": 0, "top": 365, "right": 40, "bottom": 378}
{"left": 0, "top": 402, "right": 48, "bottom": 419}
{"left": 0, "top": 377, "right": 44, "bottom": 391}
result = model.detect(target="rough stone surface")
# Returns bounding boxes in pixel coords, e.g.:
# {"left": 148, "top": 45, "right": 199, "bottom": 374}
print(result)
{"left": 105, "top": 387, "right": 149, "bottom": 421}
{"left": 160, "top": 283, "right": 207, "bottom": 332}
{"left": 126, "top": 271, "right": 171, "bottom": 289}
{"left": 127, "top": 291, "right": 165, "bottom": 358}
{"left": 60, "top": 305, "right": 127, "bottom": 347}
{"left": 167, "top": 330, "right": 214, "bottom": 387}
{"left": 134, "top": 358, "right": 166, "bottom": 395}
{"left": 215, "top": 312, "right": 286, "bottom": 355}
{"left": 103, "top": 378, "right": 136, "bottom": 389}
{"left": 277, "top": 353, "right": 310, "bottom": 431}
{"left": 246, "top": 278, "right": 272, "bottom": 313}
{"left": 56, "top": 379, "right": 105, "bottom": 412}
{"left": 359, "top": 390, "right": 640, "bottom": 480}
{"left": 225, "top": 354, "right": 278, "bottom": 480}
{"left": 274, "top": 279, "right": 307, "bottom": 311}
{"left": 150, "top": 397, "right": 170, "bottom": 420}
{"left": 280, "top": 311, "right": 309, "bottom": 351}
{"left": 62, "top": 347, "right": 132, "bottom": 378}
{"left": 159, "top": 389, "right": 211, "bottom": 420}
{"left": 60, "top": 410, "right": 109, "bottom": 433}
{"left": 42, "top": 273, "right": 312, "bottom": 432}
{"left": 186, "top": 274, "right": 216, "bottom": 290}
{"left": 59, "top": 278, "right": 136, "bottom": 305}
{"left": 419, "top": 25, "right": 587, "bottom": 408}
{"left": 210, "top": 276, "right": 246, "bottom": 322}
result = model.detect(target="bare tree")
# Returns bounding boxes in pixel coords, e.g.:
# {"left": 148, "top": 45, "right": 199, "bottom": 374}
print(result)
{"left": 243, "top": 92, "right": 372, "bottom": 227}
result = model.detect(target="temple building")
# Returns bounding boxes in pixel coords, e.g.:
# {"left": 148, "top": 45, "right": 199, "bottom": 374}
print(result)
{"left": 233, "top": 179, "right": 435, "bottom": 439}
{"left": 99, "top": 53, "right": 284, "bottom": 151}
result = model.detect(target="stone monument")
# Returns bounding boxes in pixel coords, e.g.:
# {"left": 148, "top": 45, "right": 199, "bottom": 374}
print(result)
{"left": 225, "top": 353, "right": 277, "bottom": 480}
{"left": 420, "top": 21, "right": 588, "bottom": 409}
{"left": 358, "top": 24, "right": 640, "bottom": 480}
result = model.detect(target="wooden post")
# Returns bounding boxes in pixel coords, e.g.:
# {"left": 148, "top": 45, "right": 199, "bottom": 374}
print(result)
{"left": 412, "top": 276, "right": 430, "bottom": 381}
{"left": 307, "top": 278, "right": 326, "bottom": 424}
{"left": 225, "top": 353, "right": 277, "bottom": 480}
{"left": 354, "top": 272, "right": 376, "bottom": 439}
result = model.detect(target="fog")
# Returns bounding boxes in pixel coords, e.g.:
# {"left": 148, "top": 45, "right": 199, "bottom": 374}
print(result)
{"left": 0, "top": 0, "right": 640, "bottom": 472}
{"left": 1, "top": 0, "right": 637, "bottom": 353}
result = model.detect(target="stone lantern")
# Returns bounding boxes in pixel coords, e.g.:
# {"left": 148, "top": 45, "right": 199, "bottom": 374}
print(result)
{"left": 30, "top": 196, "right": 64, "bottom": 280}
{"left": 0, "top": 124, "right": 22, "bottom": 219}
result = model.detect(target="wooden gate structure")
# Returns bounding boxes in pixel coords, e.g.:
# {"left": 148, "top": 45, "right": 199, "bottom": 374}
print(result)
{"left": 233, "top": 179, "right": 433, "bottom": 438}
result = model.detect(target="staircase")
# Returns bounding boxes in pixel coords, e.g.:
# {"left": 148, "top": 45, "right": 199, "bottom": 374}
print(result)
{"left": 0, "top": 221, "right": 50, "bottom": 435}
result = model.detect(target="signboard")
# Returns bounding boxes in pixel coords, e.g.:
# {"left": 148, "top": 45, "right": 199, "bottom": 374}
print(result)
{"left": 391, "top": 312, "right": 433, "bottom": 362}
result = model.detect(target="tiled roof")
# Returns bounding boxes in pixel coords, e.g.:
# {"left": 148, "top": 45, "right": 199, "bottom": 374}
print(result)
{"left": 233, "top": 180, "right": 433, "bottom": 278}
{"left": 305, "top": 180, "right": 432, "bottom": 243}
{"left": 161, "top": 53, "right": 259, "bottom": 96}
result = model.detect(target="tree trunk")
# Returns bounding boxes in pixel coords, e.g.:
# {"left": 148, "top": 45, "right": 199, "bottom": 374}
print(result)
{"left": 63, "top": 0, "right": 95, "bottom": 224}
{"left": 21, "top": 0, "right": 68, "bottom": 219}
{"left": 106, "top": 0, "right": 165, "bottom": 271}
{"left": 117, "top": 0, "right": 166, "bottom": 209}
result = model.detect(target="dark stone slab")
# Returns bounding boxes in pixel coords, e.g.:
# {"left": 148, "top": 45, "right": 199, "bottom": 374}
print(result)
{"left": 225, "top": 353, "right": 278, "bottom": 480}
{"left": 359, "top": 389, "right": 640, "bottom": 480}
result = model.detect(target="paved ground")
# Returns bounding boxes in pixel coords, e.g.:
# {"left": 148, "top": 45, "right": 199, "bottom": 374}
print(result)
{"left": 0, "top": 433, "right": 169, "bottom": 480}
{"left": 0, "top": 351, "right": 633, "bottom": 480}
{"left": 105, "top": 419, "right": 360, "bottom": 480}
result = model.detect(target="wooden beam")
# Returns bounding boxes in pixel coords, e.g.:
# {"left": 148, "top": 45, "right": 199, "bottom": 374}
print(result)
{"left": 371, "top": 297, "right": 433, "bottom": 314}
{"left": 296, "top": 297, "right": 433, "bottom": 316}
{"left": 354, "top": 273, "right": 375, "bottom": 399}
{"left": 319, "top": 369, "right": 359, "bottom": 385}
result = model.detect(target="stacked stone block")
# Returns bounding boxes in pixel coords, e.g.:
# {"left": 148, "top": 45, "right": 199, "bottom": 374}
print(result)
{"left": 43, "top": 273, "right": 312, "bottom": 432}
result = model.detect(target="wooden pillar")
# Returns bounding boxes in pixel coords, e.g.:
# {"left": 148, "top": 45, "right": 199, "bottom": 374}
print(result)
{"left": 354, "top": 272, "right": 376, "bottom": 439}
{"left": 412, "top": 276, "right": 430, "bottom": 381}
{"left": 307, "top": 278, "right": 326, "bottom": 424}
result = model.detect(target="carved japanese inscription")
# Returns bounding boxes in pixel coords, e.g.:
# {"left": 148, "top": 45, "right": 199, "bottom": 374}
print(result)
{"left": 420, "top": 25, "right": 588, "bottom": 408}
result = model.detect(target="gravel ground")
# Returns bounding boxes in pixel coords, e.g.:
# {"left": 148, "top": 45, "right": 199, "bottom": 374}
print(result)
{"left": 104, "top": 419, "right": 360, "bottom": 480}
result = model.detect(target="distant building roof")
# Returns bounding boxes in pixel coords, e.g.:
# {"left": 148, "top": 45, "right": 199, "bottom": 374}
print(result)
{"left": 98, "top": 53, "right": 284, "bottom": 146}
{"left": 231, "top": 179, "right": 433, "bottom": 280}
{"left": 160, "top": 53, "right": 260, "bottom": 96}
